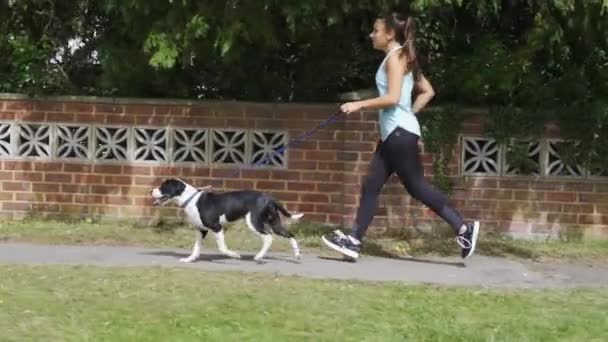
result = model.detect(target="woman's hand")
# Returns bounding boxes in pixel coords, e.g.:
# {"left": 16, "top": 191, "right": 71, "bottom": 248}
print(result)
{"left": 340, "top": 101, "right": 363, "bottom": 114}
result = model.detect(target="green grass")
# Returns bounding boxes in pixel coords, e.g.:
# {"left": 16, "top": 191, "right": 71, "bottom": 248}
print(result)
{"left": 1, "top": 218, "right": 608, "bottom": 262}
{"left": 0, "top": 265, "right": 606, "bottom": 341}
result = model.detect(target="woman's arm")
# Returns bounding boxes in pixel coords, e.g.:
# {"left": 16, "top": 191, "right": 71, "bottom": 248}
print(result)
{"left": 340, "top": 54, "right": 404, "bottom": 113}
{"left": 411, "top": 74, "right": 435, "bottom": 114}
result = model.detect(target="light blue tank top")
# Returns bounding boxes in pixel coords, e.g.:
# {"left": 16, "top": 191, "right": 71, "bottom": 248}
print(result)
{"left": 375, "top": 45, "right": 421, "bottom": 141}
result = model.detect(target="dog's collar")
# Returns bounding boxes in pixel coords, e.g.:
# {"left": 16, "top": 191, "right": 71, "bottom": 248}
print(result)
{"left": 180, "top": 191, "right": 201, "bottom": 208}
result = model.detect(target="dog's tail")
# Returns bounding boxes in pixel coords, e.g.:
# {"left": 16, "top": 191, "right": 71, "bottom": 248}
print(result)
{"left": 273, "top": 201, "right": 304, "bottom": 221}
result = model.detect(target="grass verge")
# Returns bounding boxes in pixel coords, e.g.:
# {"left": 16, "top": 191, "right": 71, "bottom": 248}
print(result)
{"left": 1, "top": 265, "right": 607, "bottom": 341}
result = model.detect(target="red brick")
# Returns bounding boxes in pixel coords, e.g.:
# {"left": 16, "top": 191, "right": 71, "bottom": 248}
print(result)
{"left": 74, "top": 113, "right": 100, "bottom": 123}
{"left": 336, "top": 152, "right": 359, "bottom": 162}
{"left": 45, "top": 173, "right": 72, "bottom": 183}
{"left": 0, "top": 111, "right": 15, "bottom": 120}
{"left": 123, "top": 166, "right": 151, "bottom": 176}
{"left": 579, "top": 193, "right": 608, "bottom": 203}
{"left": 104, "top": 176, "right": 132, "bottom": 185}
{"left": 335, "top": 132, "right": 361, "bottom": 141}
{"left": 6, "top": 101, "right": 33, "bottom": 111}
{"left": 465, "top": 199, "right": 499, "bottom": 210}
{"left": 124, "top": 105, "right": 155, "bottom": 115}
{"left": 290, "top": 203, "right": 315, "bottom": 212}
{"left": 531, "top": 181, "right": 564, "bottom": 191}
{"left": 73, "top": 174, "right": 103, "bottom": 184}
{"left": 562, "top": 182, "right": 594, "bottom": 192}
{"left": 597, "top": 205, "right": 608, "bottom": 214}
{"left": 34, "top": 101, "right": 64, "bottom": 112}
{"left": 105, "top": 196, "right": 133, "bottom": 206}
{"left": 3, "top": 161, "right": 33, "bottom": 171}
{"left": 32, "top": 183, "right": 60, "bottom": 192}
{"left": 257, "top": 181, "right": 285, "bottom": 191}
{"left": 65, "top": 103, "right": 94, "bottom": 113}
{"left": 578, "top": 214, "right": 608, "bottom": 225}
{"left": 241, "top": 170, "right": 271, "bottom": 179}
{"left": 287, "top": 182, "right": 310, "bottom": 192}
{"left": 211, "top": 168, "right": 239, "bottom": 178}
{"left": 531, "top": 202, "right": 563, "bottom": 212}
{"left": 90, "top": 185, "right": 114, "bottom": 194}
{"left": 225, "top": 180, "right": 255, "bottom": 189}
{"left": 30, "top": 203, "right": 60, "bottom": 212}
{"left": 226, "top": 118, "right": 254, "bottom": 128}
{"left": 3, "top": 182, "right": 31, "bottom": 192}
{"left": 513, "top": 190, "right": 544, "bottom": 201}
{"left": 95, "top": 104, "right": 124, "bottom": 114}
{"left": 15, "top": 111, "right": 45, "bottom": 121}
{"left": 303, "top": 213, "right": 328, "bottom": 222}
{"left": 35, "top": 163, "right": 64, "bottom": 172}
{"left": 563, "top": 204, "right": 594, "bottom": 214}
{"left": 499, "top": 179, "right": 531, "bottom": 189}
{"left": 545, "top": 192, "right": 576, "bottom": 202}
{"left": 94, "top": 165, "right": 122, "bottom": 174}
{"left": 59, "top": 204, "right": 90, "bottom": 214}
{"left": 62, "top": 184, "right": 90, "bottom": 193}
{"left": 155, "top": 105, "right": 185, "bottom": 115}
{"left": 13, "top": 172, "right": 42, "bottom": 182}
{"left": 45, "top": 194, "right": 74, "bottom": 203}
{"left": 547, "top": 213, "right": 578, "bottom": 224}
{"left": 64, "top": 163, "right": 93, "bottom": 173}
{"left": 317, "top": 162, "right": 344, "bottom": 171}
{"left": 3, "top": 202, "right": 31, "bottom": 211}
{"left": 272, "top": 192, "right": 299, "bottom": 202}
{"left": 302, "top": 172, "right": 331, "bottom": 182}
{"left": 270, "top": 170, "right": 300, "bottom": 181}
{"left": 180, "top": 167, "right": 210, "bottom": 178}
{"left": 185, "top": 105, "right": 213, "bottom": 117}
{"left": 108, "top": 114, "right": 136, "bottom": 125}
{"left": 134, "top": 177, "right": 163, "bottom": 186}
{"left": 300, "top": 193, "right": 329, "bottom": 203}
{"left": 317, "top": 183, "right": 342, "bottom": 192}
{"left": 15, "top": 193, "right": 44, "bottom": 201}
{"left": 46, "top": 112, "right": 75, "bottom": 122}
{"left": 594, "top": 183, "right": 608, "bottom": 192}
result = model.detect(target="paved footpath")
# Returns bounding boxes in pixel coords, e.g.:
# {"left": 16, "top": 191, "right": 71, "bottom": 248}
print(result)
{"left": 1, "top": 242, "right": 607, "bottom": 288}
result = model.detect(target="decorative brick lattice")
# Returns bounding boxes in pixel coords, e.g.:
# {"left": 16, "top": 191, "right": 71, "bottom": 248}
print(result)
{"left": 462, "top": 137, "right": 500, "bottom": 175}
{"left": 461, "top": 136, "right": 602, "bottom": 178}
{"left": 16, "top": 123, "right": 51, "bottom": 158}
{"left": 0, "top": 122, "right": 287, "bottom": 168}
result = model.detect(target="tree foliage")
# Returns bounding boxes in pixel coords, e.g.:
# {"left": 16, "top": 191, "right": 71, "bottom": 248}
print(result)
{"left": 1, "top": 0, "right": 607, "bottom": 171}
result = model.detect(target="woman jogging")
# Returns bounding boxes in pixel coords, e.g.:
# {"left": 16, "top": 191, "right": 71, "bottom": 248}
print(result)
{"left": 321, "top": 12, "right": 480, "bottom": 261}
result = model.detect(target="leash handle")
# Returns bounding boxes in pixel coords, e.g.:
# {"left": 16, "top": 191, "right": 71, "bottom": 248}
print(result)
{"left": 229, "top": 110, "right": 346, "bottom": 177}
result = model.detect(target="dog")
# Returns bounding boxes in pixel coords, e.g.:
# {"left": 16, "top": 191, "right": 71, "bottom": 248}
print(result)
{"left": 151, "top": 178, "right": 303, "bottom": 262}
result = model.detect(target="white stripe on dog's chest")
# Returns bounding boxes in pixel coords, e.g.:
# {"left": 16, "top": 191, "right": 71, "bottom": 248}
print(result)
{"left": 219, "top": 214, "right": 228, "bottom": 225}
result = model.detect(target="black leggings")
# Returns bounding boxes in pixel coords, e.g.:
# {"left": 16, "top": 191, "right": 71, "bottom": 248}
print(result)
{"left": 351, "top": 127, "right": 464, "bottom": 241}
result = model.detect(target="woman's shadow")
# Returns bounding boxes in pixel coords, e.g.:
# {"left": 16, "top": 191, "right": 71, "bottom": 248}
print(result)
{"left": 317, "top": 240, "right": 466, "bottom": 268}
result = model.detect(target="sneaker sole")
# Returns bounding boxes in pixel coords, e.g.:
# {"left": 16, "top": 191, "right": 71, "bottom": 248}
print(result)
{"left": 321, "top": 236, "right": 359, "bottom": 259}
{"left": 463, "top": 221, "right": 480, "bottom": 259}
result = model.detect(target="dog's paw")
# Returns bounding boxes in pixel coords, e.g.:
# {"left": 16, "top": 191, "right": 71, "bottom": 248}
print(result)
{"left": 179, "top": 257, "right": 196, "bottom": 263}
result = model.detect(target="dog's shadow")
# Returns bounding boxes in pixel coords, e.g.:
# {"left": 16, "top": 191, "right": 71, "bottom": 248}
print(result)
{"left": 317, "top": 255, "right": 466, "bottom": 268}
{"left": 141, "top": 251, "right": 300, "bottom": 264}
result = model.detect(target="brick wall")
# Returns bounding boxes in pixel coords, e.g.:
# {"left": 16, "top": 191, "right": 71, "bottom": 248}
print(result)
{"left": 0, "top": 94, "right": 606, "bottom": 239}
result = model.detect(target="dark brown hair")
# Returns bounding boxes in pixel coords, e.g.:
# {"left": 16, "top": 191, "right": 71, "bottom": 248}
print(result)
{"left": 379, "top": 13, "right": 420, "bottom": 80}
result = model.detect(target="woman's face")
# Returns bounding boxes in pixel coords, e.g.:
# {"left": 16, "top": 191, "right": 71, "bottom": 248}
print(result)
{"left": 369, "top": 19, "right": 394, "bottom": 51}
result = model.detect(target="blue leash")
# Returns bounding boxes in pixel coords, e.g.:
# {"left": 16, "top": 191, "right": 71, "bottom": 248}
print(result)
{"left": 229, "top": 110, "right": 346, "bottom": 177}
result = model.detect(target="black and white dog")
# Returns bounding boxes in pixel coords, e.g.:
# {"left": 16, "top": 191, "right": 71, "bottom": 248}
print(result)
{"left": 151, "top": 178, "right": 303, "bottom": 262}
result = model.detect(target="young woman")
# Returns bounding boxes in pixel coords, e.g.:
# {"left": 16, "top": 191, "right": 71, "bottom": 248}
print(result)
{"left": 322, "top": 12, "right": 480, "bottom": 260}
